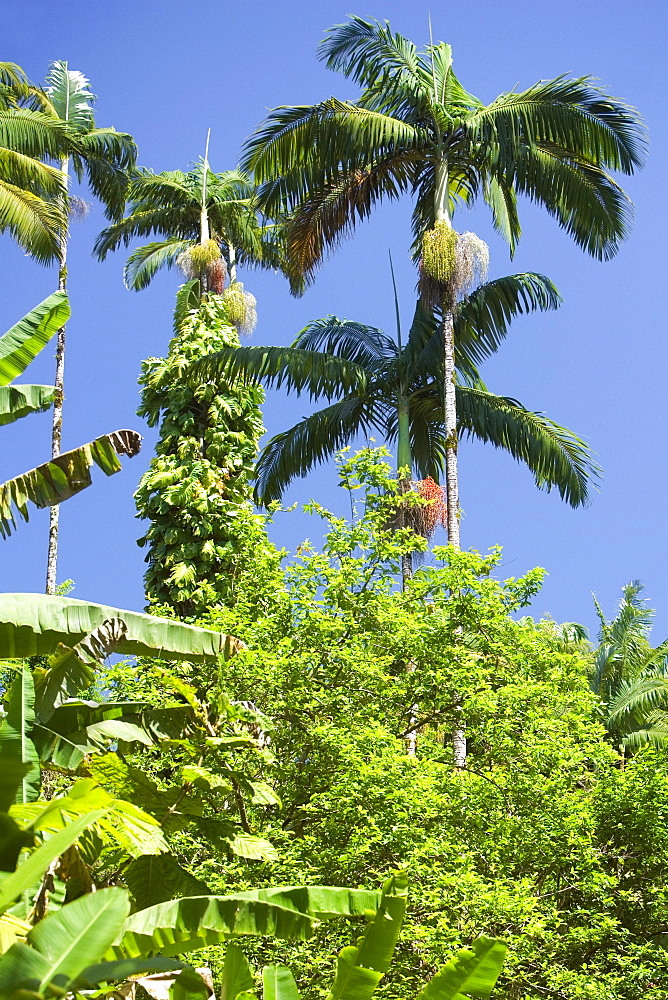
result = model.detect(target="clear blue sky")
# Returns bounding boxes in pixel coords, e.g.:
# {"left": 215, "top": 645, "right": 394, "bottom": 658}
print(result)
{"left": 0, "top": 0, "right": 665, "bottom": 639}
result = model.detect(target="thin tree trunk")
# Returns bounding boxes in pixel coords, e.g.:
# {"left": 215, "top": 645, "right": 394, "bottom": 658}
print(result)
{"left": 442, "top": 306, "right": 460, "bottom": 549}
{"left": 228, "top": 243, "right": 237, "bottom": 285}
{"left": 45, "top": 156, "right": 69, "bottom": 596}
{"left": 434, "top": 156, "right": 466, "bottom": 765}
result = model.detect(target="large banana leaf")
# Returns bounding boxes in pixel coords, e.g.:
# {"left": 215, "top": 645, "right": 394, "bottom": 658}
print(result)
{"left": 415, "top": 937, "right": 507, "bottom": 1000}
{"left": 0, "top": 292, "right": 69, "bottom": 386}
{"left": 0, "top": 385, "right": 55, "bottom": 426}
{"left": 329, "top": 874, "right": 407, "bottom": 1000}
{"left": 111, "top": 885, "right": 382, "bottom": 960}
{"left": 110, "top": 896, "right": 317, "bottom": 959}
{"left": 0, "top": 593, "right": 240, "bottom": 663}
{"left": 0, "top": 668, "right": 39, "bottom": 805}
{"left": 27, "top": 887, "right": 129, "bottom": 988}
{"left": 0, "top": 808, "right": 109, "bottom": 915}
{"left": 0, "top": 428, "right": 142, "bottom": 537}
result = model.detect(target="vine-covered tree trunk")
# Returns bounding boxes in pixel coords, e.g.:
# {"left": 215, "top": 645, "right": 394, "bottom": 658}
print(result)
{"left": 135, "top": 291, "right": 275, "bottom": 619}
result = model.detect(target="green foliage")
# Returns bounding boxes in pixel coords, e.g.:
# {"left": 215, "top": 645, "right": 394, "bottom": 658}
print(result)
{"left": 135, "top": 288, "right": 281, "bottom": 616}
{"left": 190, "top": 284, "right": 598, "bottom": 508}
{"left": 171, "top": 451, "right": 667, "bottom": 1000}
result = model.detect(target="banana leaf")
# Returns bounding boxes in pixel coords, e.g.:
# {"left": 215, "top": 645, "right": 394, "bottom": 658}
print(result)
{"left": 0, "top": 429, "right": 142, "bottom": 537}
{"left": 0, "top": 292, "right": 69, "bottom": 386}
{"left": 0, "top": 385, "right": 55, "bottom": 426}
{"left": 0, "top": 594, "right": 240, "bottom": 663}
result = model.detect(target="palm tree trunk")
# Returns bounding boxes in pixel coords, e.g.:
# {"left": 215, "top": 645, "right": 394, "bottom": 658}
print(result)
{"left": 228, "top": 243, "right": 237, "bottom": 285}
{"left": 435, "top": 158, "right": 466, "bottom": 767}
{"left": 443, "top": 306, "right": 460, "bottom": 549}
{"left": 45, "top": 156, "right": 69, "bottom": 596}
{"left": 397, "top": 397, "right": 412, "bottom": 588}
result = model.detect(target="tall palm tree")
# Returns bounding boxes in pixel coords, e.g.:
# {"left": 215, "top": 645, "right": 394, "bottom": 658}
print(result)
{"left": 38, "top": 61, "right": 136, "bottom": 595}
{"left": 591, "top": 582, "right": 668, "bottom": 752}
{"left": 192, "top": 272, "right": 599, "bottom": 521}
{"left": 0, "top": 62, "right": 69, "bottom": 262}
{"left": 242, "top": 16, "right": 646, "bottom": 548}
{"left": 94, "top": 150, "right": 280, "bottom": 294}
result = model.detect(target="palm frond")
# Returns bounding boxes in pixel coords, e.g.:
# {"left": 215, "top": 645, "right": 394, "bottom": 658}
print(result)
{"left": 293, "top": 316, "right": 397, "bottom": 366}
{"left": 0, "top": 179, "right": 64, "bottom": 263}
{"left": 469, "top": 76, "right": 646, "bottom": 175}
{"left": 43, "top": 61, "right": 95, "bottom": 132}
{"left": 254, "top": 396, "right": 373, "bottom": 504}
{"left": 455, "top": 273, "right": 561, "bottom": 366}
{"left": 123, "top": 239, "right": 191, "bottom": 291}
{"left": 456, "top": 386, "right": 600, "bottom": 507}
{"left": 607, "top": 674, "right": 668, "bottom": 725}
{"left": 190, "top": 344, "right": 368, "bottom": 402}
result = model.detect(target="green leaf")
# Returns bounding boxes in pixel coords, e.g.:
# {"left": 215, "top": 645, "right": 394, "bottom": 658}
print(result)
{"left": 0, "top": 667, "right": 40, "bottom": 805}
{"left": 329, "top": 874, "right": 407, "bottom": 1000}
{"left": 0, "top": 292, "right": 69, "bottom": 385}
{"left": 229, "top": 833, "right": 278, "bottom": 862}
{"left": 0, "top": 593, "right": 241, "bottom": 663}
{"left": 170, "top": 967, "right": 212, "bottom": 1000}
{"left": 264, "top": 965, "right": 301, "bottom": 1000}
{"left": 75, "top": 955, "right": 190, "bottom": 989}
{"left": 110, "top": 895, "right": 317, "bottom": 959}
{"left": 0, "top": 429, "right": 142, "bottom": 538}
{"left": 220, "top": 943, "right": 254, "bottom": 1000}
{"left": 0, "top": 940, "right": 50, "bottom": 998}
{"left": 27, "top": 887, "right": 129, "bottom": 987}
{"left": 0, "top": 808, "right": 109, "bottom": 916}
{"left": 415, "top": 937, "right": 507, "bottom": 1000}
{"left": 0, "top": 384, "right": 55, "bottom": 426}
{"left": 125, "top": 855, "right": 210, "bottom": 909}
{"left": 230, "top": 886, "right": 382, "bottom": 920}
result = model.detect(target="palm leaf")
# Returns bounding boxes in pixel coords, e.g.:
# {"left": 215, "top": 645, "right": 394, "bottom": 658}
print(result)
{"left": 192, "top": 345, "right": 368, "bottom": 402}
{"left": 124, "top": 239, "right": 192, "bottom": 291}
{"left": 415, "top": 936, "right": 507, "bottom": 1000}
{"left": 254, "top": 396, "right": 374, "bottom": 504}
{"left": 456, "top": 386, "right": 600, "bottom": 507}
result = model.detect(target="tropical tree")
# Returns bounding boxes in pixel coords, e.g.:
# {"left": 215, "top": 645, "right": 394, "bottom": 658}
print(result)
{"left": 0, "top": 62, "right": 69, "bottom": 262}
{"left": 134, "top": 284, "right": 276, "bottom": 618}
{"left": 36, "top": 61, "right": 136, "bottom": 595}
{"left": 94, "top": 138, "right": 278, "bottom": 318}
{"left": 192, "top": 273, "right": 599, "bottom": 519}
{"left": 591, "top": 582, "right": 668, "bottom": 751}
{"left": 242, "top": 15, "right": 646, "bottom": 547}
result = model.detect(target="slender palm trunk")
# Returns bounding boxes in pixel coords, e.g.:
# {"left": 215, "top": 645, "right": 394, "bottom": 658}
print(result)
{"left": 397, "top": 398, "right": 412, "bottom": 588}
{"left": 228, "top": 243, "right": 237, "bottom": 285}
{"left": 435, "top": 158, "right": 466, "bottom": 768}
{"left": 45, "top": 156, "right": 69, "bottom": 596}
{"left": 434, "top": 159, "right": 460, "bottom": 550}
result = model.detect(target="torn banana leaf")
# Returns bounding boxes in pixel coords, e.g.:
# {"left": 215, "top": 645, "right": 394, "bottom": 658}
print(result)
{"left": 0, "top": 428, "right": 142, "bottom": 537}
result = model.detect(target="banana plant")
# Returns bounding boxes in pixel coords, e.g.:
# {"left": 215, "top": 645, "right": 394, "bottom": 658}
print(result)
{"left": 0, "top": 292, "right": 69, "bottom": 428}
{"left": 207, "top": 875, "right": 507, "bottom": 1000}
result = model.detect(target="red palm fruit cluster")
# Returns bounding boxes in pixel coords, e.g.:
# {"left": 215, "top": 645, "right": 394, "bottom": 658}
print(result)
{"left": 413, "top": 476, "right": 447, "bottom": 538}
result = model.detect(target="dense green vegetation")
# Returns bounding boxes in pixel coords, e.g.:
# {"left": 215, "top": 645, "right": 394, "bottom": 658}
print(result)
{"left": 0, "top": 16, "right": 662, "bottom": 1000}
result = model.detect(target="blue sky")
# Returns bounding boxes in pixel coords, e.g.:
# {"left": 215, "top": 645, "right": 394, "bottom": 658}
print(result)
{"left": 0, "top": 0, "right": 665, "bottom": 639}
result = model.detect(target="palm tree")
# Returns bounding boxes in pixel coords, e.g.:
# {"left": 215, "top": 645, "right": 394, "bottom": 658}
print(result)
{"left": 242, "top": 16, "right": 646, "bottom": 548}
{"left": 94, "top": 143, "right": 280, "bottom": 296}
{"left": 591, "top": 582, "right": 668, "bottom": 753}
{"left": 192, "top": 271, "right": 599, "bottom": 518}
{"left": 0, "top": 62, "right": 69, "bottom": 262}
{"left": 38, "top": 61, "right": 136, "bottom": 595}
